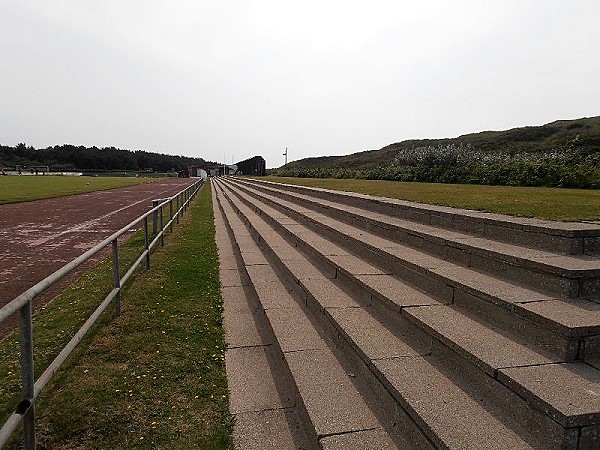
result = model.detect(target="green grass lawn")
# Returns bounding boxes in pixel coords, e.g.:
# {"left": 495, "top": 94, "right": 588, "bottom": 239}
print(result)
{"left": 263, "top": 176, "right": 600, "bottom": 222}
{"left": 0, "top": 183, "right": 232, "bottom": 449}
{"left": 0, "top": 176, "right": 156, "bottom": 204}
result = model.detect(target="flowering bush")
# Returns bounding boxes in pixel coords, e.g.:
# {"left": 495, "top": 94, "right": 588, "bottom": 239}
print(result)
{"left": 393, "top": 143, "right": 577, "bottom": 167}
{"left": 271, "top": 139, "right": 600, "bottom": 188}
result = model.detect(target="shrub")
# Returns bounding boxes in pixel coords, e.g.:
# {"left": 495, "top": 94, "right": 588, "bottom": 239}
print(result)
{"left": 269, "top": 144, "right": 600, "bottom": 189}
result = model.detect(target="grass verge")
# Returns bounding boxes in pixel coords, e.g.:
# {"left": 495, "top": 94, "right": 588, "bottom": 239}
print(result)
{"left": 0, "top": 176, "right": 157, "bottom": 204}
{"left": 263, "top": 176, "right": 600, "bottom": 221}
{"left": 0, "top": 183, "right": 232, "bottom": 449}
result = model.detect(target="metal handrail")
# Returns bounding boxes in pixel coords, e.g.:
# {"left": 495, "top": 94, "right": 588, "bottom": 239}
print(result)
{"left": 0, "top": 179, "right": 203, "bottom": 449}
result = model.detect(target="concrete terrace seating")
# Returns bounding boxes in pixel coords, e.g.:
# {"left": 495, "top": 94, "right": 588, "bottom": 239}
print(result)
{"left": 213, "top": 177, "right": 600, "bottom": 450}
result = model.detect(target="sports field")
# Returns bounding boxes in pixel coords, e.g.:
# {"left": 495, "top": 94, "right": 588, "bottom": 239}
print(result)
{"left": 0, "top": 175, "right": 156, "bottom": 204}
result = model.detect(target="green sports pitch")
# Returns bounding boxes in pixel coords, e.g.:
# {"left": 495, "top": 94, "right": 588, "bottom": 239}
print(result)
{"left": 0, "top": 175, "right": 155, "bottom": 204}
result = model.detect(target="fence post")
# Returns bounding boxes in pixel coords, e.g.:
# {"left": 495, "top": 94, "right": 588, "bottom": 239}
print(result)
{"left": 176, "top": 195, "right": 180, "bottom": 224}
{"left": 144, "top": 216, "right": 150, "bottom": 270}
{"left": 19, "top": 302, "right": 35, "bottom": 450}
{"left": 112, "top": 239, "right": 121, "bottom": 316}
{"left": 152, "top": 200, "right": 158, "bottom": 237}
{"left": 169, "top": 199, "right": 173, "bottom": 233}
{"left": 159, "top": 206, "right": 164, "bottom": 246}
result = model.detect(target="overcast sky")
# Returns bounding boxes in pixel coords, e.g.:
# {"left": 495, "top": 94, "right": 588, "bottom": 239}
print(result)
{"left": 1, "top": 1, "right": 599, "bottom": 168}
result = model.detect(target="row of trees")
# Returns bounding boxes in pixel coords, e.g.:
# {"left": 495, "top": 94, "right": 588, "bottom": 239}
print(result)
{"left": 0, "top": 143, "right": 206, "bottom": 173}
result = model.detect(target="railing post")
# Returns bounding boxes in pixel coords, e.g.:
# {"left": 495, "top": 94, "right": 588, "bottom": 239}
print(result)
{"left": 159, "top": 205, "right": 164, "bottom": 246}
{"left": 176, "top": 195, "right": 180, "bottom": 224}
{"left": 152, "top": 200, "right": 158, "bottom": 237}
{"left": 144, "top": 216, "right": 150, "bottom": 270}
{"left": 112, "top": 239, "right": 121, "bottom": 316}
{"left": 169, "top": 199, "right": 173, "bottom": 233}
{"left": 19, "top": 302, "right": 35, "bottom": 450}
{"left": 180, "top": 193, "right": 184, "bottom": 216}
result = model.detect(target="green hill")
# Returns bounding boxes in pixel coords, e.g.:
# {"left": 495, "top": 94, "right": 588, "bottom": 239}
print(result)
{"left": 283, "top": 116, "right": 600, "bottom": 170}
{"left": 272, "top": 116, "right": 600, "bottom": 188}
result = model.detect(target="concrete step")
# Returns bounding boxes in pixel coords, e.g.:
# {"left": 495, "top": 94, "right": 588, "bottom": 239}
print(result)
{"left": 373, "top": 356, "right": 538, "bottom": 450}
{"left": 231, "top": 178, "right": 600, "bottom": 300}
{"left": 223, "top": 177, "right": 600, "bottom": 361}
{"left": 237, "top": 178, "right": 600, "bottom": 256}
{"left": 214, "top": 184, "right": 400, "bottom": 449}
{"left": 212, "top": 186, "right": 312, "bottom": 450}
{"left": 214, "top": 180, "right": 554, "bottom": 448}
{"left": 216, "top": 177, "right": 600, "bottom": 449}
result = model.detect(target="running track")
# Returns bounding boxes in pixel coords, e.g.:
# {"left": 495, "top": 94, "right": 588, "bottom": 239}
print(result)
{"left": 0, "top": 178, "right": 197, "bottom": 309}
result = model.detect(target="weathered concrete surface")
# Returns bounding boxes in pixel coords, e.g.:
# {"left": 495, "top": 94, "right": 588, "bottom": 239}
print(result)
{"left": 233, "top": 409, "right": 305, "bottom": 450}
{"left": 215, "top": 187, "right": 314, "bottom": 450}
{"left": 286, "top": 348, "right": 381, "bottom": 438}
{"left": 225, "top": 346, "right": 292, "bottom": 414}
{"left": 499, "top": 362, "right": 600, "bottom": 427}
{"left": 404, "top": 305, "right": 556, "bottom": 374}
{"left": 320, "top": 428, "right": 398, "bottom": 450}
{"left": 374, "top": 356, "right": 535, "bottom": 450}
{"left": 216, "top": 177, "right": 600, "bottom": 449}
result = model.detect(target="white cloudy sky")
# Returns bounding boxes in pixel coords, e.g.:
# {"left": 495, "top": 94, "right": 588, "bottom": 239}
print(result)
{"left": 1, "top": 1, "right": 599, "bottom": 168}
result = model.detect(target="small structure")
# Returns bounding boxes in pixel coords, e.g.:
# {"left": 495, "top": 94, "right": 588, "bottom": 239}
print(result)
{"left": 16, "top": 165, "right": 49, "bottom": 175}
{"left": 188, "top": 157, "right": 264, "bottom": 178}
{"left": 188, "top": 163, "right": 227, "bottom": 177}
{"left": 235, "top": 156, "right": 266, "bottom": 176}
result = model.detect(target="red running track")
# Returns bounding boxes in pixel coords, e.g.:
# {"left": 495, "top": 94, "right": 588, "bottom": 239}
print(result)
{"left": 0, "top": 178, "right": 198, "bottom": 311}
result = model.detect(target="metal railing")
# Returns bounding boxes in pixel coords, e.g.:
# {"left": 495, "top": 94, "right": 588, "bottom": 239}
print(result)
{"left": 0, "top": 179, "right": 203, "bottom": 449}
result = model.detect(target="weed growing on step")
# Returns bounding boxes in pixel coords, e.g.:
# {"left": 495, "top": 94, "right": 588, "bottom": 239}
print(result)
{"left": 0, "top": 184, "right": 232, "bottom": 449}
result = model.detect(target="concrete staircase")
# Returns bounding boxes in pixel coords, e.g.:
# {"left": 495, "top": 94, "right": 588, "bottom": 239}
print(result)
{"left": 213, "top": 177, "right": 600, "bottom": 450}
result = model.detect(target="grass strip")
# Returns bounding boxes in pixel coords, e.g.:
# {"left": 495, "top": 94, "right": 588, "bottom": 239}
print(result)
{"left": 0, "top": 183, "right": 232, "bottom": 449}
{"left": 0, "top": 176, "right": 157, "bottom": 204}
{"left": 264, "top": 176, "right": 600, "bottom": 222}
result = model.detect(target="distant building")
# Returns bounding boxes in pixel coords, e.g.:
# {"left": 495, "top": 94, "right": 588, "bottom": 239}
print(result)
{"left": 187, "top": 162, "right": 238, "bottom": 177}
{"left": 188, "top": 163, "right": 225, "bottom": 177}
{"left": 188, "top": 157, "right": 264, "bottom": 178}
{"left": 235, "top": 156, "right": 266, "bottom": 176}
